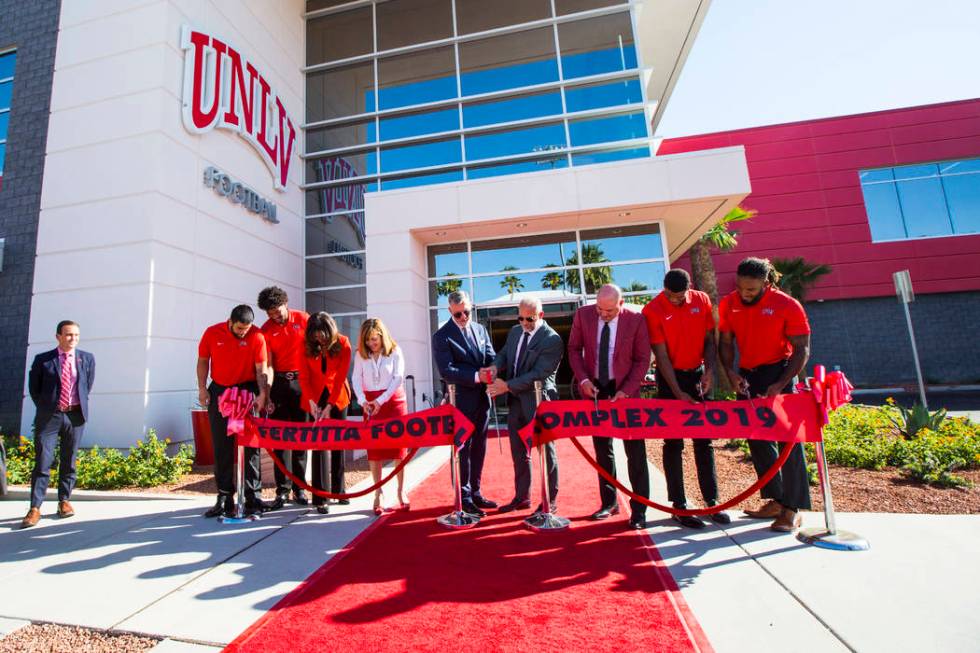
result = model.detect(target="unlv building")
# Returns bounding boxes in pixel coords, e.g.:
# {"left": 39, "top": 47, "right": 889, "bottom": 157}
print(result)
{"left": 0, "top": 0, "right": 749, "bottom": 447}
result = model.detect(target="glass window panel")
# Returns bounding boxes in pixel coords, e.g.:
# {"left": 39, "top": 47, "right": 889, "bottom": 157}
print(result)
{"left": 580, "top": 223, "right": 662, "bottom": 263}
{"left": 377, "top": 0, "right": 453, "bottom": 50}
{"left": 568, "top": 111, "right": 647, "bottom": 147}
{"left": 307, "top": 7, "right": 373, "bottom": 65}
{"left": 428, "top": 242, "right": 468, "bottom": 279}
{"left": 571, "top": 146, "right": 649, "bottom": 166}
{"left": 940, "top": 158, "right": 980, "bottom": 175}
{"left": 860, "top": 182, "right": 906, "bottom": 241}
{"left": 462, "top": 91, "right": 562, "bottom": 128}
{"left": 565, "top": 78, "right": 642, "bottom": 113}
{"left": 0, "top": 112, "right": 8, "bottom": 140}
{"left": 306, "top": 119, "right": 376, "bottom": 153}
{"left": 459, "top": 28, "right": 558, "bottom": 96}
{"left": 429, "top": 277, "right": 473, "bottom": 306}
{"left": 381, "top": 168, "right": 463, "bottom": 190}
{"left": 306, "top": 287, "right": 367, "bottom": 314}
{"left": 896, "top": 177, "right": 953, "bottom": 238}
{"left": 892, "top": 163, "right": 939, "bottom": 181}
{"left": 306, "top": 252, "right": 366, "bottom": 288}
{"left": 456, "top": 0, "right": 552, "bottom": 34}
{"left": 379, "top": 107, "right": 459, "bottom": 141}
{"left": 307, "top": 61, "right": 375, "bottom": 123}
{"left": 306, "top": 152, "right": 377, "bottom": 185}
{"left": 306, "top": 212, "right": 368, "bottom": 254}
{"left": 599, "top": 261, "right": 666, "bottom": 296}
{"left": 378, "top": 46, "right": 456, "bottom": 110}
{"left": 467, "top": 156, "right": 568, "bottom": 180}
{"left": 380, "top": 137, "right": 461, "bottom": 173}
{"left": 473, "top": 269, "right": 578, "bottom": 306}
{"left": 859, "top": 168, "right": 894, "bottom": 183}
{"left": 305, "top": 178, "right": 373, "bottom": 215}
{"left": 0, "top": 52, "right": 14, "bottom": 79}
{"left": 307, "top": 0, "right": 361, "bottom": 11}
{"left": 0, "top": 143, "right": 5, "bottom": 174}
{"left": 465, "top": 122, "right": 565, "bottom": 161}
{"left": 0, "top": 82, "right": 11, "bottom": 108}
{"left": 556, "top": 0, "right": 625, "bottom": 15}
{"left": 471, "top": 232, "right": 577, "bottom": 275}
{"left": 942, "top": 175, "right": 980, "bottom": 235}
{"left": 558, "top": 12, "right": 637, "bottom": 79}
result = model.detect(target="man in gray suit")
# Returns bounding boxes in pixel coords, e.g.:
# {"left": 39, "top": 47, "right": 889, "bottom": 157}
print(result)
{"left": 484, "top": 297, "right": 563, "bottom": 514}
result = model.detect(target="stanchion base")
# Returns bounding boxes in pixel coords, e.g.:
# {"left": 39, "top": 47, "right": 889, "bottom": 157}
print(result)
{"left": 797, "top": 528, "right": 870, "bottom": 551}
{"left": 219, "top": 513, "right": 261, "bottom": 524}
{"left": 437, "top": 511, "right": 480, "bottom": 530}
{"left": 524, "top": 511, "right": 570, "bottom": 532}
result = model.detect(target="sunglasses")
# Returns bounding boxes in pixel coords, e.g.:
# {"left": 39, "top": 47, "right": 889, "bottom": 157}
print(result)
{"left": 517, "top": 315, "right": 538, "bottom": 323}
{"left": 452, "top": 309, "right": 471, "bottom": 319}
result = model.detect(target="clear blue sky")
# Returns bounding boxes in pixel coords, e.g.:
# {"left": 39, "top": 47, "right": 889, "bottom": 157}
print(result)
{"left": 656, "top": 0, "right": 980, "bottom": 138}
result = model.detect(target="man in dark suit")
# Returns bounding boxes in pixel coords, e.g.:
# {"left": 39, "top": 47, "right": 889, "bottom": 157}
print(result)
{"left": 484, "top": 297, "right": 563, "bottom": 514}
{"left": 22, "top": 320, "right": 96, "bottom": 529}
{"left": 432, "top": 290, "right": 498, "bottom": 516}
{"left": 568, "top": 284, "right": 652, "bottom": 530}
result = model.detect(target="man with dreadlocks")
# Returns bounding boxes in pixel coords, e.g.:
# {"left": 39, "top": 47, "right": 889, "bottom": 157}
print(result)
{"left": 719, "top": 257, "right": 812, "bottom": 532}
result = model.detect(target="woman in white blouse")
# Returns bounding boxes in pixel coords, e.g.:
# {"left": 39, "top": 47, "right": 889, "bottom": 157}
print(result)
{"left": 353, "top": 317, "right": 409, "bottom": 514}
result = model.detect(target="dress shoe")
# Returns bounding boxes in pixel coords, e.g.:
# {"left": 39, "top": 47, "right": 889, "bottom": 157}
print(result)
{"left": 21, "top": 507, "right": 41, "bottom": 529}
{"left": 270, "top": 493, "right": 288, "bottom": 510}
{"left": 744, "top": 499, "right": 782, "bottom": 519}
{"left": 671, "top": 513, "right": 706, "bottom": 529}
{"left": 628, "top": 514, "right": 647, "bottom": 530}
{"left": 472, "top": 495, "right": 498, "bottom": 510}
{"left": 771, "top": 508, "right": 802, "bottom": 532}
{"left": 589, "top": 505, "right": 620, "bottom": 521}
{"left": 708, "top": 509, "right": 732, "bottom": 525}
{"left": 57, "top": 500, "right": 75, "bottom": 518}
{"left": 336, "top": 498, "right": 350, "bottom": 506}
{"left": 498, "top": 498, "right": 531, "bottom": 513}
{"left": 293, "top": 490, "right": 309, "bottom": 506}
{"left": 461, "top": 501, "right": 486, "bottom": 517}
{"left": 204, "top": 495, "right": 232, "bottom": 518}
{"left": 244, "top": 498, "right": 273, "bottom": 515}
{"left": 532, "top": 502, "right": 557, "bottom": 515}
{"left": 315, "top": 504, "right": 330, "bottom": 515}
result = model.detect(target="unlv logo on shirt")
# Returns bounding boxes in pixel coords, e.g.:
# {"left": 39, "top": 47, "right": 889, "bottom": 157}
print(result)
{"left": 180, "top": 26, "right": 296, "bottom": 192}
{"left": 761, "top": 308, "right": 775, "bottom": 316}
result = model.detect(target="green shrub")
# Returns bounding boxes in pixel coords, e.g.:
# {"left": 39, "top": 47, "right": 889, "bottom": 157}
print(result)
{"left": 888, "top": 402, "right": 948, "bottom": 440}
{"left": 3, "top": 430, "right": 192, "bottom": 490}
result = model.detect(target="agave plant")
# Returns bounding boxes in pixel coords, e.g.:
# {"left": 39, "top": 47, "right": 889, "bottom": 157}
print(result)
{"left": 887, "top": 403, "right": 947, "bottom": 440}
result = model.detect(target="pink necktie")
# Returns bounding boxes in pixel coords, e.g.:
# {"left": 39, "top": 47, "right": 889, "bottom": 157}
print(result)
{"left": 59, "top": 353, "right": 72, "bottom": 410}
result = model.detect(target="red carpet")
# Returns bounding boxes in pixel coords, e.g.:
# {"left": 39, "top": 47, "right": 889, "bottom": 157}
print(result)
{"left": 226, "top": 439, "right": 712, "bottom": 653}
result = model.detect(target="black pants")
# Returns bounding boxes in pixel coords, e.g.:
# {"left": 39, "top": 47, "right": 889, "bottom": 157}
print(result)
{"left": 270, "top": 374, "right": 308, "bottom": 495}
{"left": 507, "top": 396, "right": 557, "bottom": 504}
{"left": 657, "top": 368, "right": 719, "bottom": 507}
{"left": 458, "top": 393, "right": 489, "bottom": 503}
{"left": 208, "top": 382, "right": 262, "bottom": 501}
{"left": 740, "top": 361, "right": 812, "bottom": 511}
{"left": 30, "top": 409, "right": 85, "bottom": 507}
{"left": 592, "top": 380, "right": 650, "bottom": 517}
{"left": 311, "top": 403, "right": 346, "bottom": 506}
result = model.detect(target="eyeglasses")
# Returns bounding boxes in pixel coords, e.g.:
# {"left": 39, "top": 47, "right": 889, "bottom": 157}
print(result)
{"left": 516, "top": 315, "right": 538, "bottom": 323}
{"left": 452, "top": 309, "right": 471, "bottom": 319}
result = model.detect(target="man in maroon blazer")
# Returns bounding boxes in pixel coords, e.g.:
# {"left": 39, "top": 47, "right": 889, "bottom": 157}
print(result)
{"left": 568, "top": 284, "right": 652, "bottom": 529}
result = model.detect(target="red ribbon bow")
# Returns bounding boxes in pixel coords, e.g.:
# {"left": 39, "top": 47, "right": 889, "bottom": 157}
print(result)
{"left": 218, "top": 387, "right": 255, "bottom": 436}
{"left": 799, "top": 365, "right": 854, "bottom": 427}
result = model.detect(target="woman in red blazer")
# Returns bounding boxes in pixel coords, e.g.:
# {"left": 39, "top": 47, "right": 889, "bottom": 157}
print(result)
{"left": 299, "top": 311, "right": 352, "bottom": 514}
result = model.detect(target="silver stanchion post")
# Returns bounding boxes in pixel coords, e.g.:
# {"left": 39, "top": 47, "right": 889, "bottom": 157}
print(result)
{"left": 220, "top": 440, "right": 259, "bottom": 524}
{"left": 437, "top": 384, "right": 479, "bottom": 530}
{"left": 525, "top": 380, "right": 570, "bottom": 532}
{"left": 797, "top": 367, "right": 869, "bottom": 551}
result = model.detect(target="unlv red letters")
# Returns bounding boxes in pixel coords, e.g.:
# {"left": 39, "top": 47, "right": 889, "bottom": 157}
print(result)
{"left": 181, "top": 26, "right": 296, "bottom": 191}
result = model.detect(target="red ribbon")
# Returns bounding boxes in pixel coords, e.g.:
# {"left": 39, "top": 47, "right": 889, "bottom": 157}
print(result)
{"left": 218, "top": 387, "right": 254, "bottom": 436}
{"left": 798, "top": 365, "right": 854, "bottom": 426}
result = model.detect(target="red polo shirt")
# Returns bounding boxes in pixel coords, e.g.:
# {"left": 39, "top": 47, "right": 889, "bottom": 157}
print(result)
{"left": 642, "top": 290, "right": 715, "bottom": 370}
{"left": 718, "top": 288, "right": 810, "bottom": 369}
{"left": 261, "top": 309, "right": 309, "bottom": 372}
{"left": 198, "top": 321, "right": 267, "bottom": 386}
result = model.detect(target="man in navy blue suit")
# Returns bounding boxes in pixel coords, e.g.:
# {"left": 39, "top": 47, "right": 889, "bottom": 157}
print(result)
{"left": 432, "top": 290, "right": 498, "bottom": 516}
{"left": 22, "top": 320, "right": 96, "bottom": 529}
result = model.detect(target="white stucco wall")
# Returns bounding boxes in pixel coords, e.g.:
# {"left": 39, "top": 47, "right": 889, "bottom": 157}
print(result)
{"left": 22, "top": 0, "right": 306, "bottom": 447}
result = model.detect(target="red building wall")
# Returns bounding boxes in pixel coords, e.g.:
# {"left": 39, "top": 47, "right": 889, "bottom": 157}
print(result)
{"left": 659, "top": 98, "right": 980, "bottom": 300}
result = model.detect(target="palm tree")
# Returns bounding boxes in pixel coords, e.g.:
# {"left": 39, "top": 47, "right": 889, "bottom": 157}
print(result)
{"left": 772, "top": 257, "right": 832, "bottom": 301}
{"left": 565, "top": 244, "right": 613, "bottom": 294}
{"left": 624, "top": 280, "right": 652, "bottom": 305}
{"left": 689, "top": 205, "right": 756, "bottom": 305}
{"left": 435, "top": 272, "right": 463, "bottom": 298}
{"left": 499, "top": 266, "right": 524, "bottom": 296}
{"left": 540, "top": 264, "right": 565, "bottom": 291}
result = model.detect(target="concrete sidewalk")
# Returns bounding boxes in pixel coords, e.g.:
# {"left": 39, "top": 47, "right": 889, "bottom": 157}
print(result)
{"left": 1, "top": 441, "right": 978, "bottom": 652}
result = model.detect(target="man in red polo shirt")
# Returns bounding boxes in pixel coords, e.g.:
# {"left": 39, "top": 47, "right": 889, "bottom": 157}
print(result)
{"left": 197, "top": 304, "right": 271, "bottom": 518}
{"left": 719, "top": 257, "right": 812, "bottom": 532}
{"left": 258, "top": 286, "right": 310, "bottom": 509}
{"left": 643, "top": 269, "right": 730, "bottom": 529}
